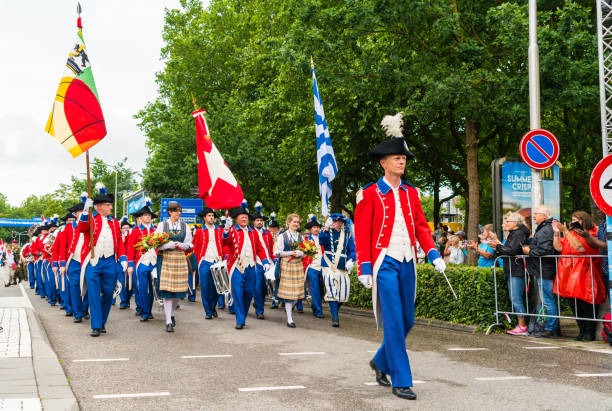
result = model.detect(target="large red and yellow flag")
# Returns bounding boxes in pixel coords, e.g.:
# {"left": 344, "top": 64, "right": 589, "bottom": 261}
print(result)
{"left": 44, "top": 4, "right": 106, "bottom": 157}
{"left": 192, "top": 109, "right": 244, "bottom": 209}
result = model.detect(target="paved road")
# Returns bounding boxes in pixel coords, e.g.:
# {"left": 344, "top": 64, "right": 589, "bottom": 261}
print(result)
{"left": 25, "top": 287, "right": 612, "bottom": 411}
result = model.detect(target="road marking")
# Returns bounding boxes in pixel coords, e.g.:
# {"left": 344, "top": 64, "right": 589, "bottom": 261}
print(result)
{"left": 447, "top": 348, "right": 489, "bottom": 351}
{"left": 278, "top": 352, "right": 325, "bottom": 356}
{"left": 524, "top": 346, "right": 560, "bottom": 350}
{"left": 0, "top": 398, "right": 41, "bottom": 410}
{"left": 475, "top": 376, "right": 531, "bottom": 381}
{"left": 93, "top": 391, "right": 171, "bottom": 399}
{"left": 586, "top": 349, "right": 612, "bottom": 355}
{"left": 239, "top": 386, "right": 306, "bottom": 392}
{"left": 364, "top": 380, "right": 425, "bottom": 386}
{"left": 574, "top": 373, "right": 612, "bottom": 377}
{"left": 181, "top": 355, "right": 232, "bottom": 359}
{"left": 366, "top": 350, "right": 377, "bottom": 353}
{"left": 73, "top": 358, "right": 129, "bottom": 363}
{"left": 19, "top": 284, "right": 34, "bottom": 309}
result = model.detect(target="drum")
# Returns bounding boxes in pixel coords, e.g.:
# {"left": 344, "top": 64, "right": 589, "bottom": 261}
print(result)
{"left": 210, "top": 260, "right": 231, "bottom": 295}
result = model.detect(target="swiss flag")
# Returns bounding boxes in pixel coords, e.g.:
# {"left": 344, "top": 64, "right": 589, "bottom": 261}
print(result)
{"left": 192, "top": 109, "right": 244, "bottom": 209}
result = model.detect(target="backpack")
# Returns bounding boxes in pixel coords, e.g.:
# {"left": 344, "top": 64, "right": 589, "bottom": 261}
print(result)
{"left": 602, "top": 312, "right": 612, "bottom": 346}
{"left": 528, "top": 303, "right": 546, "bottom": 335}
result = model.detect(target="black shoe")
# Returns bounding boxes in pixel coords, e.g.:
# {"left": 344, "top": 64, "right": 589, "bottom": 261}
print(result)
{"left": 287, "top": 322, "right": 296, "bottom": 328}
{"left": 235, "top": 324, "right": 244, "bottom": 330}
{"left": 140, "top": 317, "right": 149, "bottom": 322}
{"left": 331, "top": 319, "right": 339, "bottom": 327}
{"left": 229, "top": 309, "right": 236, "bottom": 315}
{"left": 149, "top": 315, "right": 154, "bottom": 320}
{"left": 369, "top": 360, "right": 391, "bottom": 387}
{"left": 392, "top": 387, "right": 416, "bottom": 400}
{"left": 205, "top": 315, "right": 213, "bottom": 320}
{"left": 84, "top": 314, "right": 90, "bottom": 320}
{"left": 135, "top": 310, "right": 142, "bottom": 316}
{"left": 171, "top": 316, "right": 176, "bottom": 327}
{"left": 296, "top": 309, "right": 303, "bottom": 314}
{"left": 314, "top": 314, "right": 324, "bottom": 319}
{"left": 90, "top": 329, "right": 100, "bottom": 337}
{"left": 574, "top": 332, "right": 585, "bottom": 341}
{"left": 212, "top": 310, "right": 218, "bottom": 318}
{"left": 73, "top": 318, "right": 82, "bottom": 323}
{"left": 166, "top": 324, "right": 174, "bottom": 332}
{"left": 65, "top": 312, "right": 73, "bottom": 317}
{"left": 100, "top": 327, "right": 106, "bottom": 333}
{"left": 257, "top": 314, "right": 265, "bottom": 320}
{"left": 270, "top": 304, "right": 278, "bottom": 309}
{"left": 119, "top": 305, "right": 128, "bottom": 310}
{"left": 534, "top": 330, "right": 555, "bottom": 338}
{"left": 59, "top": 306, "right": 66, "bottom": 310}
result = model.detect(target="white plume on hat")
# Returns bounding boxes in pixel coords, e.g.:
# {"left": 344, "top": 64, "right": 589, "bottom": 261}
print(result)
{"left": 380, "top": 112, "right": 404, "bottom": 138}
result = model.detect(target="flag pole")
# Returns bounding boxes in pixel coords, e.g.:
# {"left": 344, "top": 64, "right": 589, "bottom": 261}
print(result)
{"left": 85, "top": 150, "right": 95, "bottom": 258}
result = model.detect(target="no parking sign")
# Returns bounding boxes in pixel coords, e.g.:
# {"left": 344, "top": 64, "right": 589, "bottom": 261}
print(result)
{"left": 519, "top": 129, "right": 560, "bottom": 170}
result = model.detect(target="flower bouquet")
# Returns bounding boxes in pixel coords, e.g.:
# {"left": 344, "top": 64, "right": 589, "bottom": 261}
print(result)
{"left": 298, "top": 239, "right": 318, "bottom": 258}
{"left": 135, "top": 232, "right": 170, "bottom": 251}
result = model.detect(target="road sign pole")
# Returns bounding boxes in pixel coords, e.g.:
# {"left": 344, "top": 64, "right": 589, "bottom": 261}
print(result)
{"left": 528, "top": 0, "right": 542, "bottom": 233}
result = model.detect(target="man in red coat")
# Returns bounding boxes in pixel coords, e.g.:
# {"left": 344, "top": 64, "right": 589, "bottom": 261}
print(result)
{"left": 354, "top": 113, "right": 446, "bottom": 401}
{"left": 251, "top": 206, "right": 276, "bottom": 320}
{"left": 78, "top": 188, "right": 127, "bottom": 337}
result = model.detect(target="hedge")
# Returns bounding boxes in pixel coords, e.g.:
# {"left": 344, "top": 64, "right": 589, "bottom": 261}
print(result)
{"left": 346, "top": 264, "right": 511, "bottom": 331}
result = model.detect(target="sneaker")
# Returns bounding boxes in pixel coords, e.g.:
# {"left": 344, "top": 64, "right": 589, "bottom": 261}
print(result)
{"left": 507, "top": 325, "right": 528, "bottom": 336}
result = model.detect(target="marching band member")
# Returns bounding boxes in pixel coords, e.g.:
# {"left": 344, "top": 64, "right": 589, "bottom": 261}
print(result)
{"left": 53, "top": 212, "right": 76, "bottom": 316}
{"left": 320, "top": 213, "right": 355, "bottom": 327}
{"left": 274, "top": 213, "right": 305, "bottom": 328}
{"left": 223, "top": 203, "right": 270, "bottom": 329}
{"left": 267, "top": 213, "right": 281, "bottom": 309}
{"left": 193, "top": 207, "right": 225, "bottom": 319}
{"left": 354, "top": 113, "right": 445, "bottom": 400}
{"left": 61, "top": 201, "right": 88, "bottom": 323}
{"left": 42, "top": 221, "right": 57, "bottom": 306}
{"left": 303, "top": 215, "right": 325, "bottom": 319}
{"left": 154, "top": 201, "right": 192, "bottom": 332}
{"left": 251, "top": 202, "right": 275, "bottom": 320}
{"left": 78, "top": 184, "right": 127, "bottom": 337}
{"left": 117, "top": 218, "right": 133, "bottom": 309}
{"left": 31, "top": 226, "right": 47, "bottom": 298}
{"left": 20, "top": 239, "right": 35, "bottom": 289}
{"left": 127, "top": 202, "right": 158, "bottom": 322}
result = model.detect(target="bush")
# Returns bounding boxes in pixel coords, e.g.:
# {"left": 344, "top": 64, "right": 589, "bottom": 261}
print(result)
{"left": 347, "top": 264, "right": 510, "bottom": 330}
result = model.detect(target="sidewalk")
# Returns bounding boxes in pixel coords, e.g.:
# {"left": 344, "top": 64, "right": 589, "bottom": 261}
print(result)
{"left": 0, "top": 283, "right": 77, "bottom": 411}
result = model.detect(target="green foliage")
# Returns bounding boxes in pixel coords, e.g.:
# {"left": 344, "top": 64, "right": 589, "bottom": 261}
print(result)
{"left": 347, "top": 264, "right": 510, "bottom": 330}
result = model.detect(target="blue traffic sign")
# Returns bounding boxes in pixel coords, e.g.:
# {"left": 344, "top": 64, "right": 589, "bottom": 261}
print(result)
{"left": 159, "top": 198, "right": 203, "bottom": 224}
{"left": 519, "top": 129, "right": 560, "bottom": 170}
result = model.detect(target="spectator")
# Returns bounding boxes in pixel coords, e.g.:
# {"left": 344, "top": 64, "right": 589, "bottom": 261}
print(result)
{"left": 553, "top": 211, "right": 606, "bottom": 341}
{"left": 467, "top": 224, "right": 495, "bottom": 268}
{"left": 444, "top": 235, "right": 465, "bottom": 265}
{"left": 523, "top": 205, "right": 559, "bottom": 338}
{"left": 436, "top": 235, "right": 447, "bottom": 256}
{"left": 489, "top": 212, "right": 530, "bottom": 335}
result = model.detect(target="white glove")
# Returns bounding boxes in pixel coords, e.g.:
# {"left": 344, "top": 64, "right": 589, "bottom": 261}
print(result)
{"left": 120, "top": 261, "right": 128, "bottom": 272}
{"left": 179, "top": 243, "right": 190, "bottom": 251}
{"left": 225, "top": 217, "right": 233, "bottom": 230}
{"left": 345, "top": 260, "right": 354, "bottom": 272}
{"left": 151, "top": 267, "right": 158, "bottom": 279}
{"left": 358, "top": 274, "right": 373, "bottom": 289}
{"left": 433, "top": 258, "right": 446, "bottom": 273}
{"left": 294, "top": 250, "right": 304, "bottom": 258}
{"left": 83, "top": 198, "right": 94, "bottom": 212}
{"left": 263, "top": 263, "right": 270, "bottom": 271}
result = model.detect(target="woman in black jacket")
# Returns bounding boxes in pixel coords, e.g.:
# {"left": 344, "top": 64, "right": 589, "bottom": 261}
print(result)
{"left": 489, "top": 212, "right": 531, "bottom": 335}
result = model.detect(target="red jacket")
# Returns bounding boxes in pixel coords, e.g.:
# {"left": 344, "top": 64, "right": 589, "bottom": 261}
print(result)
{"left": 223, "top": 225, "right": 270, "bottom": 274}
{"left": 31, "top": 236, "right": 44, "bottom": 261}
{"left": 354, "top": 178, "right": 439, "bottom": 276}
{"left": 76, "top": 212, "right": 126, "bottom": 264}
{"left": 126, "top": 225, "right": 156, "bottom": 268}
{"left": 253, "top": 228, "right": 275, "bottom": 264}
{"left": 192, "top": 225, "right": 225, "bottom": 263}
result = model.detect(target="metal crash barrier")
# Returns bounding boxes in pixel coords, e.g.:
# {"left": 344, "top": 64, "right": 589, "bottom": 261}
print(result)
{"left": 487, "top": 254, "right": 610, "bottom": 335}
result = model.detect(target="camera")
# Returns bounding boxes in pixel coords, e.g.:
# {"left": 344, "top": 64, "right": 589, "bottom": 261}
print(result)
{"left": 569, "top": 221, "right": 583, "bottom": 231}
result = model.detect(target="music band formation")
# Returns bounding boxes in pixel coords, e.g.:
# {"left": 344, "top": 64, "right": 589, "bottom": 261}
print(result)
{"left": 19, "top": 114, "right": 448, "bottom": 401}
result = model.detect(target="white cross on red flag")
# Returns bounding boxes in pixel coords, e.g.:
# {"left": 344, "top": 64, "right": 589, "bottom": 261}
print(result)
{"left": 192, "top": 109, "right": 244, "bottom": 209}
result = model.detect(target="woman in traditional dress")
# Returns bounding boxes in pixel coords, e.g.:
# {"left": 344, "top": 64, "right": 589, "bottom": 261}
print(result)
{"left": 274, "top": 213, "right": 305, "bottom": 327}
{"left": 155, "top": 201, "right": 193, "bottom": 332}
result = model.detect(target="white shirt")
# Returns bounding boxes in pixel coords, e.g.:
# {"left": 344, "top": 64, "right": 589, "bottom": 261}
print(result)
{"left": 203, "top": 225, "right": 219, "bottom": 262}
{"left": 309, "top": 234, "right": 322, "bottom": 270}
{"left": 239, "top": 227, "right": 255, "bottom": 267}
{"left": 96, "top": 217, "right": 115, "bottom": 258}
{"left": 386, "top": 183, "right": 413, "bottom": 263}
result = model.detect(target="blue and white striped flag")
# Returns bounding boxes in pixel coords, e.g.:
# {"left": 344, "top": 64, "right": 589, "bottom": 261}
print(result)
{"left": 312, "top": 64, "right": 338, "bottom": 217}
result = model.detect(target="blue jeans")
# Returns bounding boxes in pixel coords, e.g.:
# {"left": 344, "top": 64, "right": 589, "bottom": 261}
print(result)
{"left": 537, "top": 278, "right": 558, "bottom": 331}
{"left": 507, "top": 276, "right": 526, "bottom": 316}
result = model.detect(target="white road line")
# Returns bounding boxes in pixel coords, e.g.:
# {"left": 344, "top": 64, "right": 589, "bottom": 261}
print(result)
{"left": 73, "top": 358, "right": 130, "bottom": 363}
{"left": 524, "top": 346, "right": 560, "bottom": 350}
{"left": 181, "top": 355, "right": 232, "bottom": 359}
{"left": 278, "top": 352, "right": 325, "bottom": 356}
{"left": 447, "top": 348, "right": 489, "bottom": 351}
{"left": 239, "top": 386, "right": 306, "bottom": 392}
{"left": 94, "top": 391, "right": 171, "bottom": 399}
{"left": 366, "top": 350, "right": 377, "bottom": 353}
{"left": 18, "top": 284, "right": 34, "bottom": 309}
{"left": 574, "top": 373, "right": 612, "bottom": 377}
{"left": 586, "top": 349, "right": 612, "bottom": 355}
{"left": 475, "top": 376, "right": 531, "bottom": 381}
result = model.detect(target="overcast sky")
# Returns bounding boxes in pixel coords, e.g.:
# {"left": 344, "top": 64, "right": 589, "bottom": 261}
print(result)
{"left": 0, "top": 0, "right": 184, "bottom": 206}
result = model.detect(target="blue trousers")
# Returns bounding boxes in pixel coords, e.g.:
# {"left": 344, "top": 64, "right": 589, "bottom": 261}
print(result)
{"left": 59, "top": 271, "right": 72, "bottom": 314}
{"left": 199, "top": 260, "right": 219, "bottom": 317}
{"left": 230, "top": 265, "right": 256, "bottom": 326}
{"left": 118, "top": 267, "right": 133, "bottom": 308}
{"left": 306, "top": 267, "right": 324, "bottom": 316}
{"left": 135, "top": 263, "right": 155, "bottom": 320}
{"left": 373, "top": 256, "right": 416, "bottom": 388}
{"left": 253, "top": 264, "right": 266, "bottom": 316}
{"left": 85, "top": 257, "right": 116, "bottom": 330}
{"left": 44, "top": 262, "right": 57, "bottom": 305}
{"left": 35, "top": 260, "right": 45, "bottom": 297}
{"left": 188, "top": 271, "right": 199, "bottom": 301}
{"left": 27, "top": 262, "right": 35, "bottom": 289}
{"left": 67, "top": 260, "right": 85, "bottom": 319}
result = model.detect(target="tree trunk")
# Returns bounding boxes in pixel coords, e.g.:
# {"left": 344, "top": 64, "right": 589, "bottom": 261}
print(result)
{"left": 465, "top": 118, "right": 480, "bottom": 266}
{"left": 433, "top": 174, "right": 441, "bottom": 226}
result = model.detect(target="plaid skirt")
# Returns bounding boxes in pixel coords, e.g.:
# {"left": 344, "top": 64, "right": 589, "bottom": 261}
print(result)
{"left": 276, "top": 257, "right": 305, "bottom": 302}
{"left": 158, "top": 249, "right": 189, "bottom": 293}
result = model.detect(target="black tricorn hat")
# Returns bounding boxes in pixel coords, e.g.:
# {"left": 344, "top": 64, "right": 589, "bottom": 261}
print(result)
{"left": 251, "top": 212, "right": 267, "bottom": 221}
{"left": 60, "top": 212, "right": 75, "bottom": 221}
{"left": 198, "top": 207, "right": 217, "bottom": 218}
{"left": 93, "top": 183, "right": 114, "bottom": 204}
{"left": 368, "top": 112, "right": 414, "bottom": 160}
{"left": 304, "top": 214, "right": 322, "bottom": 229}
{"left": 132, "top": 205, "right": 158, "bottom": 218}
{"left": 230, "top": 207, "right": 250, "bottom": 219}
{"left": 69, "top": 202, "right": 85, "bottom": 213}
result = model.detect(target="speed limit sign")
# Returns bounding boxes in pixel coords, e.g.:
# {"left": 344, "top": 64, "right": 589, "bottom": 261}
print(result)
{"left": 590, "top": 155, "right": 612, "bottom": 216}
